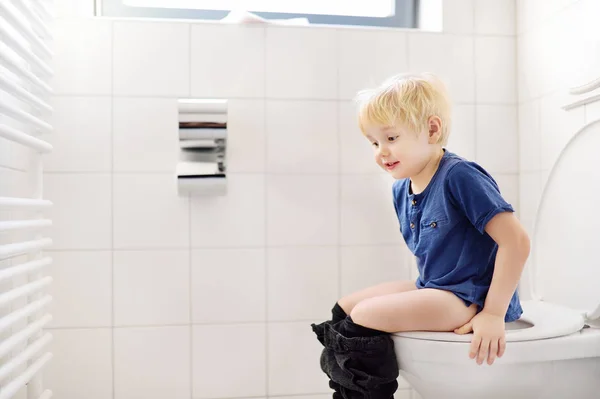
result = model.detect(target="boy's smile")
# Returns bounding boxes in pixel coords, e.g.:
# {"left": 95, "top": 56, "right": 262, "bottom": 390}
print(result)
{"left": 384, "top": 160, "right": 400, "bottom": 171}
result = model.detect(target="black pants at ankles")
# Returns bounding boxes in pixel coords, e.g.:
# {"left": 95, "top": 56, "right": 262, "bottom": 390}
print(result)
{"left": 312, "top": 315, "right": 399, "bottom": 399}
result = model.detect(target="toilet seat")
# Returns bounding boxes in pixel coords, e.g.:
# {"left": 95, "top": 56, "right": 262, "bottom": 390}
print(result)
{"left": 393, "top": 300, "right": 586, "bottom": 343}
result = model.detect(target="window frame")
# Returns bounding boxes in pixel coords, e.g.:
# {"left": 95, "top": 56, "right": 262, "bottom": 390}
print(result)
{"left": 96, "top": 0, "right": 420, "bottom": 29}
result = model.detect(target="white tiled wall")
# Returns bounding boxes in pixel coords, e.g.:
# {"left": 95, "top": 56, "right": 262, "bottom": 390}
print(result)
{"left": 45, "top": 0, "right": 517, "bottom": 398}
{"left": 516, "top": 0, "right": 600, "bottom": 299}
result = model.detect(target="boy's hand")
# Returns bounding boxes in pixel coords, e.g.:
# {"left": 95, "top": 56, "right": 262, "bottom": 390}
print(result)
{"left": 454, "top": 311, "right": 506, "bottom": 365}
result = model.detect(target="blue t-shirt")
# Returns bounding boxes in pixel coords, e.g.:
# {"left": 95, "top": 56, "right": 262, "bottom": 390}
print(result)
{"left": 392, "top": 150, "right": 523, "bottom": 322}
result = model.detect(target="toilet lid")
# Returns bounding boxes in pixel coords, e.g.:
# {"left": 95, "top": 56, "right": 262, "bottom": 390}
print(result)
{"left": 532, "top": 119, "right": 600, "bottom": 314}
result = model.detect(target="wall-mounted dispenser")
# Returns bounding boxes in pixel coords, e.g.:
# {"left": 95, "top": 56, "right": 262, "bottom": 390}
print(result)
{"left": 176, "top": 99, "right": 228, "bottom": 196}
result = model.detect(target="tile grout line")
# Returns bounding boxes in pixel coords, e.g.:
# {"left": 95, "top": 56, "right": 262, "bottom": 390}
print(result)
{"left": 263, "top": 25, "right": 269, "bottom": 398}
{"left": 188, "top": 21, "right": 194, "bottom": 399}
{"left": 109, "top": 19, "right": 116, "bottom": 399}
{"left": 336, "top": 27, "right": 342, "bottom": 307}
{"left": 472, "top": 6, "right": 478, "bottom": 167}
{"left": 405, "top": 28, "right": 416, "bottom": 399}
{"left": 513, "top": 11, "right": 521, "bottom": 216}
{"left": 189, "top": 194, "right": 193, "bottom": 398}
{"left": 188, "top": 23, "right": 192, "bottom": 99}
{"left": 48, "top": 92, "right": 521, "bottom": 106}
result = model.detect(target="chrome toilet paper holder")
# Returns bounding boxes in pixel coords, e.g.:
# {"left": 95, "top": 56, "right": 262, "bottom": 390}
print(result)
{"left": 176, "top": 99, "right": 228, "bottom": 196}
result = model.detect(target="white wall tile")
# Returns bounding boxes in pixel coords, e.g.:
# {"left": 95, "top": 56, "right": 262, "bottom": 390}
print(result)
{"left": 475, "top": 37, "right": 517, "bottom": 104}
{"left": 114, "top": 250, "right": 190, "bottom": 326}
{"left": 267, "top": 175, "right": 338, "bottom": 246}
{"left": 447, "top": 104, "right": 476, "bottom": 160}
{"left": 51, "top": 19, "right": 112, "bottom": 95}
{"left": 113, "top": 98, "right": 178, "bottom": 172}
{"left": 48, "top": 251, "right": 112, "bottom": 327}
{"left": 535, "top": 21, "right": 565, "bottom": 97}
{"left": 266, "top": 26, "right": 337, "bottom": 99}
{"left": 474, "top": 0, "right": 516, "bottom": 35}
{"left": 268, "top": 322, "right": 329, "bottom": 395}
{"left": 493, "top": 174, "right": 520, "bottom": 214}
{"left": 44, "top": 173, "right": 111, "bottom": 249}
{"left": 46, "top": 329, "right": 113, "bottom": 399}
{"left": 46, "top": 96, "right": 111, "bottom": 172}
{"left": 519, "top": 171, "right": 542, "bottom": 223}
{"left": 443, "top": 0, "right": 474, "bottom": 34}
{"left": 340, "top": 246, "right": 410, "bottom": 296}
{"left": 475, "top": 105, "right": 518, "bottom": 174}
{"left": 519, "top": 100, "right": 541, "bottom": 172}
{"left": 113, "top": 22, "right": 189, "bottom": 96}
{"left": 516, "top": 0, "right": 538, "bottom": 34}
{"left": 113, "top": 174, "right": 190, "bottom": 249}
{"left": 539, "top": 91, "right": 586, "bottom": 170}
{"left": 517, "top": 0, "right": 584, "bottom": 34}
{"left": 114, "top": 326, "right": 190, "bottom": 399}
{"left": 340, "top": 174, "right": 401, "bottom": 245}
{"left": 226, "top": 99, "right": 266, "bottom": 173}
{"left": 268, "top": 247, "right": 338, "bottom": 321}
{"left": 408, "top": 33, "right": 475, "bottom": 103}
{"left": 191, "top": 24, "right": 265, "bottom": 98}
{"left": 339, "top": 101, "right": 382, "bottom": 174}
{"left": 567, "top": 0, "right": 600, "bottom": 90}
{"left": 531, "top": 8, "right": 585, "bottom": 97}
{"left": 266, "top": 100, "right": 338, "bottom": 173}
{"left": 193, "top": 324, "right": 266, "bottom": 398}
{"left": 407, "top": 251, "right": 419, "bottom": 280}
{"left": 338, "top": 29, "right": 408, "bottom": 100}
{"left": 560, "top": 1, "right": 600, "bottom": 90}
{"left": 192, "top": 248, "right": 265, "bottom": 323}
{"left": 517, "top": 3, "right": 590, "bottom": 98}
{"left": 517, "top": 30, "right": 542, "bottom": 102}
{"left": 190, "top": 174, "right": 265, "bottom": 247}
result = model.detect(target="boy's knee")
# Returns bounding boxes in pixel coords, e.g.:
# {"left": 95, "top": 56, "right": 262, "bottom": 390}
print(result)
{"left": 336, "top": 297, "right": 353, "bottom": 315}
{"left": 349, "top": 300, "right": 372, "bottom": 327}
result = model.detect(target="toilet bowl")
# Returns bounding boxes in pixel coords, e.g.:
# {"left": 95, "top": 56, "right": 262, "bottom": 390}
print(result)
{"left": 392, "top": 118, "right": 600, "bottom": 399}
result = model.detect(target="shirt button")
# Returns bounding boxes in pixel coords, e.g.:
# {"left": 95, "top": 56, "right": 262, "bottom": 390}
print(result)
{"left": 430, "top": 222, "right": 437, "bottom": 228}
{"left": 411, "top": 200, "right": 417, "bottom": 206}
{"left": 410, "top": 222, "right": 415, "bottom": 229}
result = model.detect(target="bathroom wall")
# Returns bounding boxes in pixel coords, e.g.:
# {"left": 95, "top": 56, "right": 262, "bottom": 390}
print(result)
{"left": 516, "top": 0, "right": 600, "bottom": 299}
{"left": 44, "top": 0, "right": 517, "bottom": 398}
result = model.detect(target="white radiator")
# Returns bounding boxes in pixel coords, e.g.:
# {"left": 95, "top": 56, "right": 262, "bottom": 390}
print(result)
{"left": 0, "top": 0, "right": 54, "bottom": 398}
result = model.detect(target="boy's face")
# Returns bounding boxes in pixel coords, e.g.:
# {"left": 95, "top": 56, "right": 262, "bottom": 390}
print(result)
{"left": 364, "top": 119, "right": 440, "bottom": 180}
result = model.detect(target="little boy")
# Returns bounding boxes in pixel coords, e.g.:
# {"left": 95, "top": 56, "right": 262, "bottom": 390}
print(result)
{"left": 311, "top": 73, "right": 530, "bottom": 399}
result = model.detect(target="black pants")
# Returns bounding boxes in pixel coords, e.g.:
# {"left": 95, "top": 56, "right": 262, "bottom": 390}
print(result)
{"left": 311, "top": 306, "right": 399, "bottom": 399}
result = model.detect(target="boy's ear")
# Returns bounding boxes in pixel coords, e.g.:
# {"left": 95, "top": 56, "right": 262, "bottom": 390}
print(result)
{"left": 428, "top": 116, "right": 442, "bottom": 144}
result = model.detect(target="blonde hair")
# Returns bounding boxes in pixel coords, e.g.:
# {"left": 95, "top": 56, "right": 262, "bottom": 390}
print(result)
{"left": 355, "top": 72, "right": 452, "bottom": 146}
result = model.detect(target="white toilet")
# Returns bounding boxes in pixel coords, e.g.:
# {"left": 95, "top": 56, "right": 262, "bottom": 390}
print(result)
{"left": 392, "top": 117, "right": 600, "bottom": 398}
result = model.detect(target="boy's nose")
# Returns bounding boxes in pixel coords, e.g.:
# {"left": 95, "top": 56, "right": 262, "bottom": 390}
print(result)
{"left": 379, "top": 146, "right": 390, "bottom": 156}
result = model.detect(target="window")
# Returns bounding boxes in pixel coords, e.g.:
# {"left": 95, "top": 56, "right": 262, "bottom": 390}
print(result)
{"left": 97, "top": 0, "right": 419, "bottom": 28}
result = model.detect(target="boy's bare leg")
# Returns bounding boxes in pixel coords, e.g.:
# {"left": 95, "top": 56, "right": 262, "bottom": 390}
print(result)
{"left": 337, "top": 279, "right": 418, "bottom": 315}
{"left": 350, "top": 288, "right": 478, "bottom": 333}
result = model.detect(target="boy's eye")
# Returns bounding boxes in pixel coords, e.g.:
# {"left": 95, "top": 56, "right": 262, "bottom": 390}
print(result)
{"left": 371, "top": 142, "right": 379, "bottom": 147}
{"left": 388, "top": 136, "right": 399, "bottom": 142}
